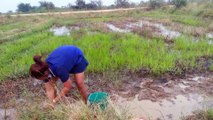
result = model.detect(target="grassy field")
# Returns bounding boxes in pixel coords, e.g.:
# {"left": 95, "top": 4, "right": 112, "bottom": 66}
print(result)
{"left": 1, "top": 2, "right": 213, "bottom": 120}
{"left": 0, "top": 8, "right": 212, "bottom": 81}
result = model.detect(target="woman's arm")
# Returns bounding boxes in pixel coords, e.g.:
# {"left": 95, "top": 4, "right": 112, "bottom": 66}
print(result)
{"left": 44, "top": 81, "right": 57, "bottom": 101}
{"left": 53, "top": 78, "right": 72, "bottom": 102}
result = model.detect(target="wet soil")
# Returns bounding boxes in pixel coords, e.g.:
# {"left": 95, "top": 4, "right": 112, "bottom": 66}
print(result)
{"left": 50, "top": 18, "right": 212, "bottom": 42}
{"left": 0, "top": 70, "right": 213, "bottom": 120}
{"left": 0, "top": 71, "right": 212, "bottom": 105}
{"left": 0, "top": 77, "right": 45, "bottom": 108}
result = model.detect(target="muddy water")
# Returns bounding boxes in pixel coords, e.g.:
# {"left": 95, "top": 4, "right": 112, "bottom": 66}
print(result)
{"left": 113, "top": 93, "right": 211, "bottom": 120}
{"left": 153, "top": 23, "right": 180, "bottom": 39}
{"left": 106, "top": 21, "right": 181, "bottom": 39}
{"left": 106, "top": 23, "right": 130, "bottom": 33}
{"left": 192, "top": 35, "right": 213, "bottom": 45}
{"left": 0, "top": 108, "right": 17, "bottom": 120}
{"left": 191, "top": 76, "right": 205, "bottom": 83}
{"left": 111, "top": 75, "right": 213, "bottom": 120}
{"left": 50, "top": 26, "right": 71, "bottom": 36}
{"left": 126, "top": 21, "right": 143, "bottom": 28}
{"left": 133, "top": 21, "right": 180, "bottom": 39}
{"left": 207, "top": 33, "right": 213, "bottom": 45}
{"left": 207, "top": 33, "right": 213, "bottom": 39}
{"left": 178, "top": 83, "right": 190, "bottom": 89}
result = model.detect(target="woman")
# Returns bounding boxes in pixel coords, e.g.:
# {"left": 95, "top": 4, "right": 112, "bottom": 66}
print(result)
{"left": 30, "top": 45, "right": 89, "bottom": 104}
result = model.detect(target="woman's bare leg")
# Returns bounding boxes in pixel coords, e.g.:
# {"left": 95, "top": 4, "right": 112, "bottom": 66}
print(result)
{"left": 74, "top": 72, "right": 88, "bottom": 104}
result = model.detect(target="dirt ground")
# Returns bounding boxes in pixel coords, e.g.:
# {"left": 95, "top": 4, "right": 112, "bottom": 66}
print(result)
{"left": 1, "top": 70, "right": 212, "bottom": 107}
{"left": 6, "top": 8, "right": 144, "bottom": 17}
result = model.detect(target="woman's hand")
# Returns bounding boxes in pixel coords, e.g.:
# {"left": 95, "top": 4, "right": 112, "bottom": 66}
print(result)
{"left": 52, "top": 78, "right": 72, "bottom": 103}
{"left": 42, "top": 100, "right": 55, "bottom": 110}
{"left": 44, "top": 81, "right": 57, "bottom": 100}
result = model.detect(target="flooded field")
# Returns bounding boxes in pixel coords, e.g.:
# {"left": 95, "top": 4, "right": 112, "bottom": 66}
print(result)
{"left": 106, "top": 20, "right": 181, "bottom": 39}
{"left": 50, "top": 26, "right": 80, "bottom": 36}
{"left": 48, "top": 19, "right": 184, "bottom": 40}
{"left": 114, "top": 94, "right": 209, "bottom": 120}
{"left": 1, "top": 73, "right": 213, "bottom": 120}
{"left": 0, "top": 5, "right": 213, "bottom": 120}
{"left": 50, "top": 26, "right": 71, "bottom": 36}
{"left": 111, "top": 74, "right": 213, "bottom": 120}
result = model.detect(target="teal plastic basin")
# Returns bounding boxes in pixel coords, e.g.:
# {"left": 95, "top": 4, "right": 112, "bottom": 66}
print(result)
{"left": 88, "top": 92, "right": 109, "bottom": 110}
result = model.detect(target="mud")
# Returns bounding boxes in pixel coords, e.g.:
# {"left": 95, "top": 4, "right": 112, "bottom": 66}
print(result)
{"left": 112, "top": 73, "right": 213, "bottom": 100}
{"left": 113, "top": 94, "right": 211, "bottom": 120}
{"left": 0, "top": 78, "right": 45, "bottom": 108}
{"left": 49, "top": 19, "right": 210, "bottom": 42}
{"left": 110, "top": 73, "right": 213, "bottom": 120}
{"left": 105, "top": 20, "right": 181, "bottom": 40}
{"left": 207, "top": 33, "right": 213, "bottom": 39}
{"left": 0, "top": 71, "right": 213, "bottom": 120}
{"left": 50, "top": 26, "right": 71, "bottom": 36}
{"left": 0, "top": 108, "right": 17, "bottom": 120}
{"left": 207, "top": 33, "right": 213, "bottom": 45}
{"left": 50, "top": 25, "right": 80, "bottom": 36}
{"left": 86, "top": 72, "right": 213, "bottom": 119}
{"left": 106, "top": 23, "right": 130, "bottom": 33}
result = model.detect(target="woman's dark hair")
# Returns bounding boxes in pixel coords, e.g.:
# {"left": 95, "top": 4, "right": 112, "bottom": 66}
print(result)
{"left": 29, "top": 55, "right": 49, "bottom": 79}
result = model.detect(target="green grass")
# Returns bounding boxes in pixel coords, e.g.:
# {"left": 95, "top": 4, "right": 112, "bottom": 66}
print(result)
{"left": 0, "top": 30, "right": 212, "bottom": 81}
{"left": 0, "top": 5, "right": 213, "bottom": 82}
{"left": 207, "top": 109, "right": 213, "bottom": 120}
{"left": 74, "top": 33, "right": 177, "bottom": 74}
{"left": 0, "top": 32, "right": 51, "bottom": 80}
{"left": 126, "top": 9, "right": 204, "bottom": 26}
{"left": 210, "top": 64, "right": 213, "bottom": 71}
{"left": 171, "top": 15, "right": 202, "bottom": 26}
{"left": 0, "top": 16, "right": 53, "bottom": 44}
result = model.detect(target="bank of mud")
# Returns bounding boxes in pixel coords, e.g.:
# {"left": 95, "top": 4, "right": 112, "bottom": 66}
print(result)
{"left": 0, "top": 70, "right": 213, "bottom": 120}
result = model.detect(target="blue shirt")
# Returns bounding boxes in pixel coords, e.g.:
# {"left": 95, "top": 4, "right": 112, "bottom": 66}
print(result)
{"left": 46, "top": 45, "right": 85, "bottom": 83}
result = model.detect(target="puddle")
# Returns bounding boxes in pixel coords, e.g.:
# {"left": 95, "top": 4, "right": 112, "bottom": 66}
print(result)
{"left": 193, "top": 37, "right": 213, "bottom": 45}
{"left": 0, "top": 108, "right": 17, "bottom": 120}
{"left": 207, "top": 33, "right": 213, "bottom": 44}
{"left": 106, "top": 21, "right": 181, "bottom": 39}
{"left": 207, "top": 33, "right": 213, "bottom": 39}
{"left": 178, "top": 83, "right": 190, "bottom": 89}
{"left": 192, "top": 37, "right": 199, "bottom": 42}
{"left": 50, "top": 26, "right": 71, "bottom": 36}
{"left": 153, "top": 23, "right": 181, "bottom": 39}
{"left": 128, "top": 21, "right": 181, "bottom": 39}
{"left": 209, "top": 41, "right": 213, "bottom": 44}
{"left": 138, "top": 21, "right": 181, "bottom": 39}
{"left": 126, "top": 21, "right": 143, "bottom": 28}
{"left": 106, "top": 23, "right": 131, "bottom": 33}
{"left": 71, "top": 26, "right": 80, "bottom": 31}
{"left": 113, "top": 94, "right": 212, "bottom": 120}
{"left": 190, "top": 76, "right": 205, "bottom": 83}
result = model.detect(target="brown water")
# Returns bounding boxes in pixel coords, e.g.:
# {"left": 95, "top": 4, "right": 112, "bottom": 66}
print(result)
{"left": 207, "top": 33, "right": 213, "bottom": 39}
{"left": 106, "top": 23, "right": 130, "bottom": 33}
{"left": 50, "top": 26, "right": 71, "bottom": 36}
{"left": 113, "top": 93, "right": 212, "bottom": 120}
{"left": 106, "top": 21, "right": 181, "bottom": 39}
{"left": 0, "top": 108, "right": 17, "bottom": 120}
{"left": 112, "top": 75, "right": 213, "bottom": 120}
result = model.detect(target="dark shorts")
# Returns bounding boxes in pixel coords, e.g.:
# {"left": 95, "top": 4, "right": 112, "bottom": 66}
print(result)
{"left": 69, "top": 57, "right": 89, "bottom": 74}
